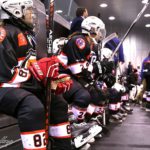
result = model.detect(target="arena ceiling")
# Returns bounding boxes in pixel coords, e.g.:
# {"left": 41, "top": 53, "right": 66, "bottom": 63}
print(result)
{"left": 74, "top": 0, "right": 150, "bottom": 28}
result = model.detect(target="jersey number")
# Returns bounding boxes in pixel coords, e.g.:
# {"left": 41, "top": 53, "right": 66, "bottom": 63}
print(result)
{"left": 33, "top": 133, "right": 46, "bottom": 147}
{"left": 19, "top": 69, "right": 28, "bottom": 77}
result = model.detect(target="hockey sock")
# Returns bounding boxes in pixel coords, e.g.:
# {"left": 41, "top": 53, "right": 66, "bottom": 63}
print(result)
{"left": 109, "top": 103, "right": 119, "bottom": 114}
{"left": 49, "top": 122, "right": 71, "bottom": 150}
{"left": 72, "top": 106, "right": 87, "bottom": 122}
{"left": 85, "top": 104, "right": 97, "bottom": 121}
{"left": 21, "top": 129, "right": 46, "bottom": 150}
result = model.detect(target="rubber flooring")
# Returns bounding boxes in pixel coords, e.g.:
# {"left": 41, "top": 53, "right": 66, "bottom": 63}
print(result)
{"left": 0, "top": 105, "right": 150, "bottom": 150}
{"left": 91, "top": 105, "right": 150, "bottom": 150}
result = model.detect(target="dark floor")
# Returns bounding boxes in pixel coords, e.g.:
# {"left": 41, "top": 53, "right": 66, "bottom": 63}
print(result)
{"left": 1, "top": 105, "right": 150, "bottom": 150}
{"left": 91, "top": 105, "right": 150, "bottom": 150}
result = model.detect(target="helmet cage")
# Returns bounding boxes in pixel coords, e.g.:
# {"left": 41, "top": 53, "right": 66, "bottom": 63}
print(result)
{"left": 0, "top": 0, "right": 34, "bottom": 19}
{"left": 81, "top": 16, "right": 106, "bottom": 44}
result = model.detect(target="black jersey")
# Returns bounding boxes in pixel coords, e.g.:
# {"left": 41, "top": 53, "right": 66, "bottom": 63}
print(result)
{"left": 0, "top": 23, "right": 38, "bottom": 89}
{"left": 57, "top": 34, "right": 91, "bottom": 75}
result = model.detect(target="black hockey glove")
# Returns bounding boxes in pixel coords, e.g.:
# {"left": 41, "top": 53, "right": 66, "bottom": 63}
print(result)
{"left": 103, "top": 74, "right": 116, "bottom": 88}
{"left": 101, "top": 61, "right": 115, "bottom": 74}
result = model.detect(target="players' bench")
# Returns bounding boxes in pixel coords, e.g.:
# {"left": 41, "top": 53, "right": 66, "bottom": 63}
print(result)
{"left": 0, "top": 3, "right": 70, "bottom": 150}
{"left": 0, "top": 113, "right": 22, "bottom": 150}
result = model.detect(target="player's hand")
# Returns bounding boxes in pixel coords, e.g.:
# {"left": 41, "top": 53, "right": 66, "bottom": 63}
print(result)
{"left": 29, "top": 56, "right": 61, "bottom": 82}
{"left": 51, "top": 74, "right": 73, "bottom": 94}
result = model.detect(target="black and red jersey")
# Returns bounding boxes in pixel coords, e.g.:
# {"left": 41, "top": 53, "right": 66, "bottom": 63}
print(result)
{"left": 57, "top": 34, "right": 91, "bottom": 75}
{"left": 0, "top": 23, "right": 37, "bottom": 89}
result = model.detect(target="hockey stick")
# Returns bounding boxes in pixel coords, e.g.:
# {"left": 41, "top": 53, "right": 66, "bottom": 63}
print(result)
{"left": 102, "top": 32, "right": 118, "bottom": 48}
{"left": 109, "top": 0, "right": 150, "bottom": 61}
{"left": 44, "top": 0, "right": 54, "bottom": 149}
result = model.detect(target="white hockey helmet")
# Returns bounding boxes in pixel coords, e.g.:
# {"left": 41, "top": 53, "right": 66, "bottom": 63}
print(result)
{"left": 81, "top": 16, "right": 106, "bottom": 43}
{"left": 0, "top": 0, "right": 33, "bottom": 19}
{"left": 101, "top": 48, "right": 113, "bottom": 61}
{"left": 53, "top": 37, "right": 68, "bottom": 54}
{"left": 112, "top": 83, "right": 126, "bottom": 93}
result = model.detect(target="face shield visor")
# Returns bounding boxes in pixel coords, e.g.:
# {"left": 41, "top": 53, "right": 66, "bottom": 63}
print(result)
{"left": 95, "top": 27, "right": 106, "bottom": 43}
{"left": 88, "top": 24, "right": 106, "bottom": 45}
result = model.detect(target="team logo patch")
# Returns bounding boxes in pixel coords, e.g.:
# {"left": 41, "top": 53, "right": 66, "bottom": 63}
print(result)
{"left": 76, "top": 38, "right": 86, "bottom": 50}
{"left": 0, "top": 27, "right": 6, "bottom": 43}
{"left": 18, "top": 33, "right": 27, "bottom": 47}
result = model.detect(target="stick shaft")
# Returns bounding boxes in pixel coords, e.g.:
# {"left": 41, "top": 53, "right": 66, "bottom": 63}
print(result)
{"left": 44, "top": 0, "right": 54, "bottom": 149}
{"left": 110, "top": 1, "right": 150, "bottom": 60}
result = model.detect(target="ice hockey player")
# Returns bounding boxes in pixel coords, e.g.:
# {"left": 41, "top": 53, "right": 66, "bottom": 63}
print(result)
{"left": 54, "top": 17, "right": 107, "bottom": 149}
{"left": 140, "top": 51, "right": 150, "bottom": 112}
{"left": 57, "top": 16, "right": 106, "bottom": 122}
{"left": 91, "top": 47, "right": 125, "bottom": 123}
{"left": 103, "top": 32, "right": 134, "bottom": 119}
{"left": 0, "top": 0, "right": 73, "bottom": 150}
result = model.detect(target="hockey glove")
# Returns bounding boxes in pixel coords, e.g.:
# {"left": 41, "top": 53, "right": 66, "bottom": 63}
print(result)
{"left": 29, "top": 56, "right": 61, "bottom": 82}
{"left": 51, "top": 74, "right": 73, "bottom": 94}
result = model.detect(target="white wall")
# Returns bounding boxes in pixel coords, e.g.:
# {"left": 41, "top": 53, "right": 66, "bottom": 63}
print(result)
{"left": 106, "top": 23, "right": 150, "bottom": 69}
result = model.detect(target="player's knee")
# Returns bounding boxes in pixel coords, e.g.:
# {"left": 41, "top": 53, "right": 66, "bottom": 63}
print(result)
{"left": 74, "top": 90, "right": 91, "bottom": 108}
{"left": 17, "top": 95, "right": 45, "bottom": 131}
{"left": 29, "top": 102, "right": 45, "bottom": 121}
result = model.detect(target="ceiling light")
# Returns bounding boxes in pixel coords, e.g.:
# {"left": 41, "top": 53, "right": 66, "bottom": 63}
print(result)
{"left": 145, "top": 24, "right": 150, "bottom": 28}
{"left": 55, "top": 10, "right": 63, "bottom": 14}
{"left": 100, "top": 3, "right": 108, "bottom": 8}
{"left": 144, "top": 14, "right": 150, "bottom": 17}
{"left": 108, "top": 16, "right": 115, "bottom": 20}
{"left": 142, "top": 0, "right": 148, "bottom": 4}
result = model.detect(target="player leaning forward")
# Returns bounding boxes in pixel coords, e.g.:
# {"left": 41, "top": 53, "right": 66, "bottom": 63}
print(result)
{"left": 0, "top": 0, "right": 73, "bottom": 150}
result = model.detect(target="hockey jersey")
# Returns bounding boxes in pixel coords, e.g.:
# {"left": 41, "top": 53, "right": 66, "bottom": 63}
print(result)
{"left": 57, "top": 34, "right": 91, "bottom": 75}
{"left": 0, "top": 22, "right": 38, "bottom": 89}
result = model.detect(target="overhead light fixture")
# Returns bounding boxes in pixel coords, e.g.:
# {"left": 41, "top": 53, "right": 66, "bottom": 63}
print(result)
{"left": 55, "top": 10, "right": 63, "bottom": 14}
{"left": 142, "top": 0, "right": 148, "bottom": 4}
{"left": 144, "top": 14, "right": 150, "bottom": 17}
{"left": 100, "top": 3, "right": 108, "bottom": 8}
{"left": 145, "top": 24, "right": 150, "bottom": 27}
{"left": 108, "top": 16, "right": 116, "bottom": 20}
